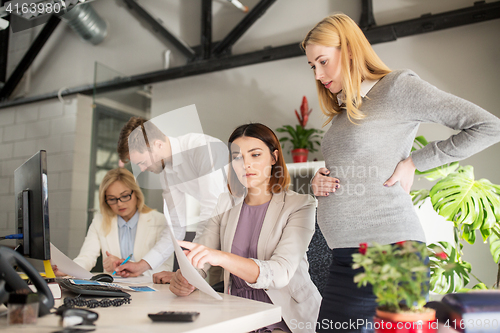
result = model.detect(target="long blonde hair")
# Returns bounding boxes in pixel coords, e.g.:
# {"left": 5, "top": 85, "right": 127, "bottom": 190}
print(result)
{"left": 99, "top": 168, "right": 152, "bottom": 235}
{"left": 301, "top": 13, "right": 391, "bottom": 125}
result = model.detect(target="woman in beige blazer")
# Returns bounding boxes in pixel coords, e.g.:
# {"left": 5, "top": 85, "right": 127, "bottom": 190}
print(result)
{"left": 170, "top": 124, "right": 321, "bottom": 333}
{"left": 54, "top": 168, "right": 170, "bottom": 276}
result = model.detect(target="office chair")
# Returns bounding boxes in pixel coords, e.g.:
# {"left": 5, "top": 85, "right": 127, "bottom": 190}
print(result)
{"left": 172, "top": 231, "right": 196, "bottom": 272}
{"left": 306, "top": 220, "right": 332, "bottom": 296}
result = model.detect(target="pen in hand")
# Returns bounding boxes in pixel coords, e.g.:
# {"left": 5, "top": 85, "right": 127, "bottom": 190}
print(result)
{"left": 112, "top": 253, "right": 133, "bottom": 276}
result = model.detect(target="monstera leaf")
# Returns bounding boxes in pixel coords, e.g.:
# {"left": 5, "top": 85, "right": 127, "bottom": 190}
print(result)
{"left": 457, "top": 283, "right": 489, "bottom": 293}
{"left": 428, "top": 242, "right": 471, "bottom": 294}
{"left": 415, "top": 162, "right": 460, "bottom": 181}
{"left": 412, "top": 136, "right": 460, "bottom": 181}
{"left": 471, "top": 283, "right": 489, "bottom": 290}
{"left": 412, "top": 135, "right": 429, "bottom": 152}
{"left": 413, "top": 135, "right": 500, "bottom": 291}
{"left": 489, "top": 226, "right": 500, "bottom": 264}
{"left": 410, "top": 189, "right": 430, "bottom": 208}
{"left": 430, "top": 166, "right": 500, "bottom": 244}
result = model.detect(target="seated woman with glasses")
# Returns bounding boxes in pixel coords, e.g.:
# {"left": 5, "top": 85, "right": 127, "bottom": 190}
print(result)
{"left": 52, "top": 167, "right": 170, "bottom": 276}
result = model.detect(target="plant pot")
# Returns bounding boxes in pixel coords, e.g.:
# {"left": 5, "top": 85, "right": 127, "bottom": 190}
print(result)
{"left": 373, "top": 308, "right": 437, "bottom": 333}
{"left": 291, "top": 148, "right": 308, "bottom": 163}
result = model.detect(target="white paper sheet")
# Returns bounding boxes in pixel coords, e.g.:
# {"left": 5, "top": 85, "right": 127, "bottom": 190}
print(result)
{"left": 49, "top": 243, "right": 93, "bottom": 279}
{"left": 163, "top": 200, "right": 222, "bottom": 300}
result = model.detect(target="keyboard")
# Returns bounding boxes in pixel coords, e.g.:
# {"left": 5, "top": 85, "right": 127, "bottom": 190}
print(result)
{"left": 57, "top": 279, "right": 131, "bottom": 298}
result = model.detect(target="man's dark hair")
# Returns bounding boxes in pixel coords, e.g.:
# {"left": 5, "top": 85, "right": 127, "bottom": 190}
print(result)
{"left": 117, "top": 116, "right": 166, "bottom": 163}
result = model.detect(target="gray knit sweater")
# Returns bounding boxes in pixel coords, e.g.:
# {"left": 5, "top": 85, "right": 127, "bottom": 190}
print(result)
{"left": 318, "top": 69, "right": 500, "bottom": 249}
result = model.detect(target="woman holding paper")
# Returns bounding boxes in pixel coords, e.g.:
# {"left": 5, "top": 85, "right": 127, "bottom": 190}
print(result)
{"left": 52, "top": 168, "right": 170, "bottom": 276}
{"left": 169, "top": 123, "right": 321, "bottom": 333}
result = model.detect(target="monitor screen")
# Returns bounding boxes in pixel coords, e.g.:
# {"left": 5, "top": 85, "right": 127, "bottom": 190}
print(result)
{"left": 14, "top": 150, "right": 50, "bottom": 261}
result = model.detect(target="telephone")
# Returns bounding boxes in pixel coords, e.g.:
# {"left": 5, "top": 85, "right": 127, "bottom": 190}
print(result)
{"left": 0, "top": 246, "right": 54, "bottom": 316}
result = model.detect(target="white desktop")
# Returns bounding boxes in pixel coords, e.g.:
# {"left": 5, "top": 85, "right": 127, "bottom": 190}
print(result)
{"left": 0, "top": 283, "right": 281, "bottom": 333}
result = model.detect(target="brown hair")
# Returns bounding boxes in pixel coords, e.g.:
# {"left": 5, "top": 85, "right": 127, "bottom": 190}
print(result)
{"left": 117, "top": 116, "right": 166, "bottom": 163}
{"left": 227, "top": 123, "right": 290, "bottom": 197}
{"left": 99, "top": 168, "right": 152, "bottom": 235}
{"left": 301, "top": 13, "right": 391, "bottom": 125}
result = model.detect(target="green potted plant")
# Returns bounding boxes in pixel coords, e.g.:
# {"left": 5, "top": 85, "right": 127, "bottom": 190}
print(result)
{"left": 410, "top": 136, "right": 500, "bottom": 293}
{"left": 352, "top": 241, "right": 447, "bottom": 332}
{"left": 276, "top": 96, "right": 323, "bottom": 163}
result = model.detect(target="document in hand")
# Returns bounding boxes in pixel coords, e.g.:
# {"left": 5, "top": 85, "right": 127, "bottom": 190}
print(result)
{"left": 163, "top": 200, "right": 222, "bottom": 300}
{"left": 50, "top": 243, "right": 93, "bottom": 279}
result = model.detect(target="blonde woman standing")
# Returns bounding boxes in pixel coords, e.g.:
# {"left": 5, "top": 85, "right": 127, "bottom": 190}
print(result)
{"left": 302, "top": 13, "right": 500, "bottom": 332}
{"left": 53, "top": 168, "right": 170, "bottom": 276}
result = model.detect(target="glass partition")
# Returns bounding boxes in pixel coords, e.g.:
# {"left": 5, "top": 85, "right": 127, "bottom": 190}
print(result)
{"left": 87, "top": 63, "right": 152, "bottom": 271}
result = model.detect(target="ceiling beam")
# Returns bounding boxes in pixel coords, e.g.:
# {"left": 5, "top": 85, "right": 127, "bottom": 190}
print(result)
{"left": 359, "top": 0, "right": 376, "bottom": 30}
{"left": 1, "top": 1, "right": 499, "bottom": 108}
{"left": 0, "top": 15, "right": 60, "bottom": 101}
{"left": 201, "top": 0, "right": 212, "bottom": 60}
{"left": 0, "top": 42, "right": 303, "bottom": 108}
{"left": 0, "top": 0, "right": 9, "bottom": 86}
{"left": 122, "top": 0, "right": 196, "bottom": 60}
{"left": 363, "top": 0, "right": 500, "bottom": 44}
{"left": 212, "top": 0, "right": 276, "bottom": 56}
{"left": 0, "top": 15, "right": 9, "bottom": 86}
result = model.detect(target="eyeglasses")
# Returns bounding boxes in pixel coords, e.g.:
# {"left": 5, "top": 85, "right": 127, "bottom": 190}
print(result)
{"left": 106, "top": 190, "right": 134, "bottom": 205}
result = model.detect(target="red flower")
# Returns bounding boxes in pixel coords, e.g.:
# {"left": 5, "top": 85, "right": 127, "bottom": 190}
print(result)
{"left": 295, "top": 96, "right": 313, "bottom": 127}
{"left": 436, "top": 252, "right": 448, "bottom": 260}
{"left": 396, "top": 241, "right": 406, "bottom": 247}
{"left": 359, "top": 243, "right": 368, "bottom": 255}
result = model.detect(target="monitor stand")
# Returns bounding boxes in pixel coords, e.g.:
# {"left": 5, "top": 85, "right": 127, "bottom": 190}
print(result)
{"left": 43, "top": 259, "right": 55, "bottom": 279}
{"left": 14, "top": 243, "right": 55, "bottom": 280}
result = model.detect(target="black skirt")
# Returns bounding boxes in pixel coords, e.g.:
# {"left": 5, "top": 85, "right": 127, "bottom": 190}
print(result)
{"left": 316, "top": 248, "right": 376, "bottom": 333}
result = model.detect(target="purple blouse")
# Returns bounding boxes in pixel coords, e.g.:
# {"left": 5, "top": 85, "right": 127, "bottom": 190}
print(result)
{"left": 230, "top": 200, "right": 291, "bottom": 333}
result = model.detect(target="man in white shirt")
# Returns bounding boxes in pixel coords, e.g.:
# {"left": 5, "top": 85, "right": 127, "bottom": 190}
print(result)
{"left": 114, "top": 116, "right": 227, "bottom": 281}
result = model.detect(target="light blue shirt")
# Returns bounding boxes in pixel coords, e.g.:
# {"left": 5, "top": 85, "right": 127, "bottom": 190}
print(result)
{"left": 117, "top": 210, "right": 139, "bottom": 260}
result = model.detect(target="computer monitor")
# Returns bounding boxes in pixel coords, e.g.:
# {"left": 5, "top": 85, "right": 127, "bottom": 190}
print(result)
{"left": 14, "top": 150, "right": 50, "bottom": 261}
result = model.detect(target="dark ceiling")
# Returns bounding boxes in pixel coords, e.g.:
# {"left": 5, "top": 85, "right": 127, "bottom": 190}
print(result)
{"left": 0, "top": 0, "right": 499, "bottom": 109}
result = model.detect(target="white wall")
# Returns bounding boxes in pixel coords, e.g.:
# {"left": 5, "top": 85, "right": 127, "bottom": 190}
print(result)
{"left": 0, "top": 95, "right": 92, "bottom": 258}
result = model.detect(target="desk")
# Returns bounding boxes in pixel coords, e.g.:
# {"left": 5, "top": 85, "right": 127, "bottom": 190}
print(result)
{"left": 0, "top": 283, "right": 281, "bottom": 333}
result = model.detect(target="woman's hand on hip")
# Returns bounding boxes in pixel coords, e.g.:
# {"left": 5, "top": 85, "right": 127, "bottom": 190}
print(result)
{"left": 178, "top": 240, "right": 225, "bottom": 269}
{"left": 169, "top": 269, "right": 196, "bottom": 296}
{"left": 311, "top": 167, "right": 340, "bottom": 196}
{"left": 384, "top": 156, "right": 416, "bottom": 194}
